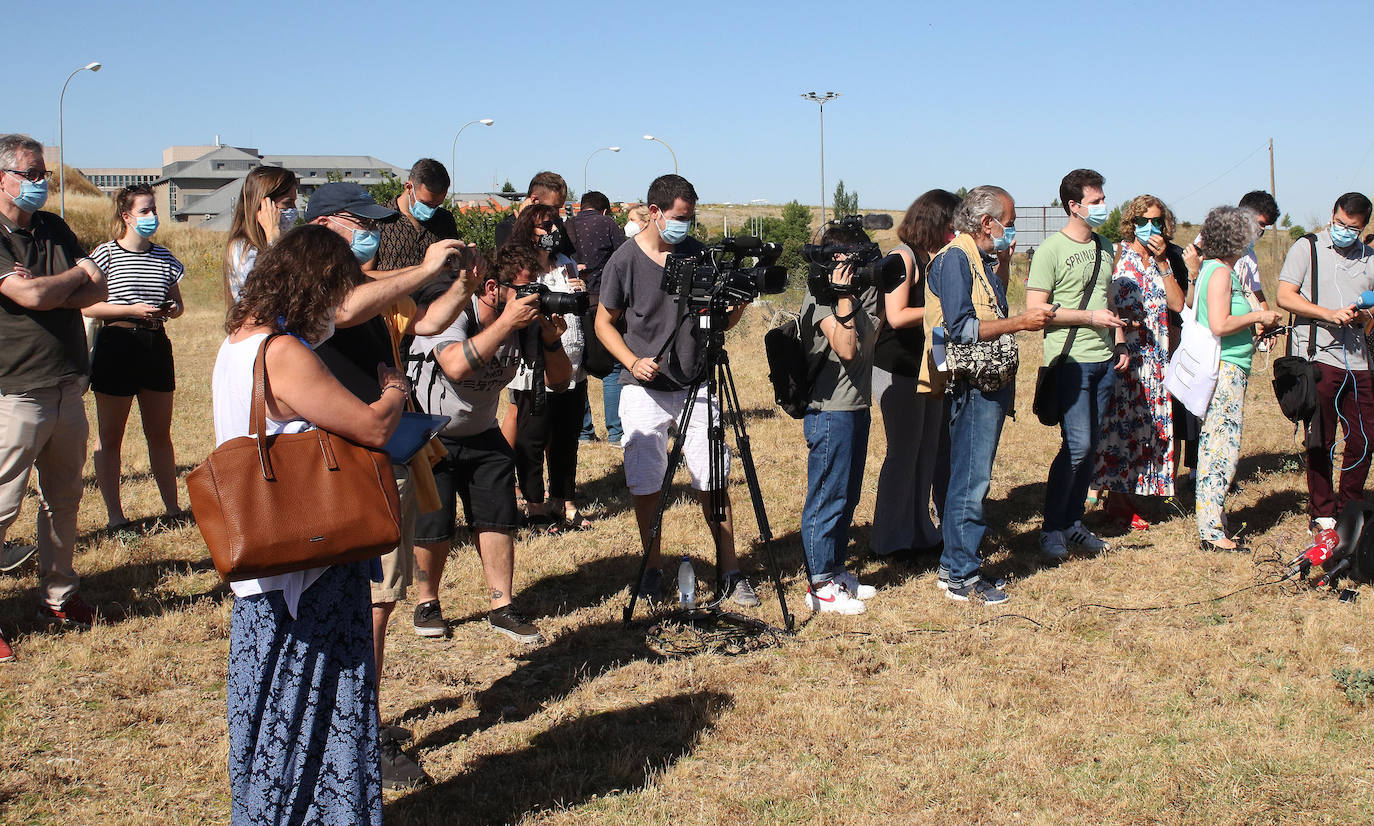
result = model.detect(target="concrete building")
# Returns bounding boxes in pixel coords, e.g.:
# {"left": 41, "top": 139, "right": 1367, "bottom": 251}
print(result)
{"left": 82, "top": 168, "right": 160, "bottom": 196}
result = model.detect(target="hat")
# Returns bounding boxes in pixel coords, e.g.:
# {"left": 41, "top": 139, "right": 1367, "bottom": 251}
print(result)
{"left": 303, "top": 182, "right": 400, "bottom": 223}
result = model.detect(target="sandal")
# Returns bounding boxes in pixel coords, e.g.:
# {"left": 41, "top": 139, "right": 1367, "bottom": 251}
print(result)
{"left": 562, "top": 511, "right": 593, "bottom": 531}
{"left": 524, "top": 513, "right": 562, "bottom": 536}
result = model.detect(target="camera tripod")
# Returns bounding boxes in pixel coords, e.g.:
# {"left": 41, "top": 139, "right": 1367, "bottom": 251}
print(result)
{"left": 621, "top": 306, "right": 808, "bottom": 630}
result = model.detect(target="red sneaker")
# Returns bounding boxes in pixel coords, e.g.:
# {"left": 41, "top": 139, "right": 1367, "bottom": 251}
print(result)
{"left": 0, "top": 631, "right": 13, "bottom": 663}
{"left": 39, "top": 593, "right": 96, "bottom": 629}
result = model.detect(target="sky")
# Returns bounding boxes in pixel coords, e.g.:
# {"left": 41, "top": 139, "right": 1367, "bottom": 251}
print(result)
{"left": 13, "top": 0, "right": 1370, "bottom": 225}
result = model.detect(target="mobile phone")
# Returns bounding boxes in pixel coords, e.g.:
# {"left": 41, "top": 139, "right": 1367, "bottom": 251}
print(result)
{"left": 158, "top": 300, "right": 176, "bottom": 313}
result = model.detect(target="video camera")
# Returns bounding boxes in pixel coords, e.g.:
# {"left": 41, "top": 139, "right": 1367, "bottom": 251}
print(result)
{"left": 802, "top": 214, "right": 905, "bottom": 303}
{"left": 662, "top": 236, "right": 788, "bottom": 312}
{"left": 514, "top": 282, "right": 589, "bottom": 317}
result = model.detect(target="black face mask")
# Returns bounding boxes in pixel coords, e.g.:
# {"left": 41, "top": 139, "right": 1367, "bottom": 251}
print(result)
{"left": 538, "top": 229, "right": 564, "bottom": 252}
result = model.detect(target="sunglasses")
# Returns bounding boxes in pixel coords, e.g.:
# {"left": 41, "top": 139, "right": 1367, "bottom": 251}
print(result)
{"left": 3, "top": 168, "right": 53, "bottom": 183}
{"left": 1132, "top": 216, "right": 1165, "bottom": 229}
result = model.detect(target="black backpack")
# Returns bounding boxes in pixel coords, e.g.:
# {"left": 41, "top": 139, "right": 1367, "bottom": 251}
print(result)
{"left": 764, "top": 305, "right": 825, "bottom": 419}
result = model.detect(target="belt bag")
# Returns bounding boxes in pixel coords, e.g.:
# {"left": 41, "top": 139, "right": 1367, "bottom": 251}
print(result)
{"left": 1033, "top": 236, "right": 1106, "bottom": 426}
{"left": 187, "top": 333, "right": 402, "bottom": 582}
{"left": 944, "top": 260, "right": 1019, "bottom": 392}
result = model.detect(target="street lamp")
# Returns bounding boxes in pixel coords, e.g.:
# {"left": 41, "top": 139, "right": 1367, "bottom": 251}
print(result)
{"left": 583, "top": 146, "right": 621, "bottom": 196}
{"left": 449, "top": 118, "right": 494, "bottom": 198}
{"left": 59, "top": 61, "right": 101, "bottom": 219}
{"left": 642, "top": 134, "right": 677, "bottom": 174}
{"left": 801, "top": 91, "right": 840, "bottom": 228}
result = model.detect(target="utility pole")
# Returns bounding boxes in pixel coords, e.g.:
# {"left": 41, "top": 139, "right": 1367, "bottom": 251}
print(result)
{"left": 801, "top": 92, "right": 840, "bottom": 228}
{"left": 1269, "top": 138, "right": 1276, "bottom": 199}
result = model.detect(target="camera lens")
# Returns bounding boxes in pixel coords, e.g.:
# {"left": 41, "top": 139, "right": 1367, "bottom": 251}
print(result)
{"left": 539, "top": 291, "right": 589, "bottom": 316}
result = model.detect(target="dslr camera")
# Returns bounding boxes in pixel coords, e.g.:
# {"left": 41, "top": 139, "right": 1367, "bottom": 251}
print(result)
{"left": 662, "top": 236, "right": 788, "bottom": 312}
{"left": 514, "top": 282, "right": 589, "bottom": 317}
{"left": 803, "top": 214, "right": 905, "bottom": 303}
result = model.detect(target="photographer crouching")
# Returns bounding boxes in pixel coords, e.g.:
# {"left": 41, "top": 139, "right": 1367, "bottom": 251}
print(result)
{"left": 594, "top": 174, "right": 760, "bottom": 606}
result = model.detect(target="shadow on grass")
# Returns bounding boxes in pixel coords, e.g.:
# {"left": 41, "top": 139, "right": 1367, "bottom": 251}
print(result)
{"left": 441, "top": 554, "right": 647, "bottom": 628}
{"left": 387, "top": 690, "right": 731, "bottom": 826}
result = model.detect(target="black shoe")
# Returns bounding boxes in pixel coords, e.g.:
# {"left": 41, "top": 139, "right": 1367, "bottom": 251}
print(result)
{"left": 380, "top": 728, "right": 431, "bottom": 790}
{"left": 1200, "top": 539, "right": 1249, "bottom": 554}
{"left": 488, "top": 605, "right": 544, "bottom": 644}
{"left": 412, "top": 600, "right": 447, "bottom": 638}
{"left": 0, "top": 541, "right": 37, "bottom": 574}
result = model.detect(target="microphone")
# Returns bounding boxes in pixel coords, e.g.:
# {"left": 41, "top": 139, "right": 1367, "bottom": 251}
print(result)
{"left": 1286, "top": 529, "right": 1338, "bottom": 579}
{"left": 861, "top": 213, "right": 893, "bottom": 231}
{"left": 1356, "top": 291, "right": 1374, "bottom": 310}
{"left": 719, "top": 235, "right": 762, "bottom": 254}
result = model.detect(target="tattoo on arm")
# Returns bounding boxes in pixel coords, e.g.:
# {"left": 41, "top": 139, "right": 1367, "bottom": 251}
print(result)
{"left": 490, "top": 589, "right": 504, "bottom": 601}
{"left": 415, "top": 570, "right": 428, "bottom": 582}
{"left": 462, "top": 339, "right": 485, "bottom": 371}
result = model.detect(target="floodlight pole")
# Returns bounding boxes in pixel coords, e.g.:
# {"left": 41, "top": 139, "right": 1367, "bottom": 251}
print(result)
{"left": 801, "top": 91, "right": 840, "bottom": 228}
{"left": 59, "top": 61, "right": 102, "bottom": 219}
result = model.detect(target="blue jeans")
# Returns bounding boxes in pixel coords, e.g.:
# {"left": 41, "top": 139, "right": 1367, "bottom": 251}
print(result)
{"left": 802, "top": 409, "right": 870, "bottom": 584}
{"left": 1043, "top": 359, "right": 1116, "bottom": 533}
{"left": 939, "top": 381, "right": 1011, "bottom": 586}
{"left": 603, "top": 364, "right": 624, "bottom": 443}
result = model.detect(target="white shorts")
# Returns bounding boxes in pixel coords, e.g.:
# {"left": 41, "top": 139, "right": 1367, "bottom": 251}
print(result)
{"left": 619, "top": 383, "right": 731, "bottom": 495}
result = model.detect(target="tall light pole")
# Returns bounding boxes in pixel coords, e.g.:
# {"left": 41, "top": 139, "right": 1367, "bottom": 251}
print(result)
{"left": 59, "top": 61, "right": 101, "bottom": 219}
{"left": 583, "top": 146, "right": 621, "bottom": 197}
{"left": 642, "top": 134, "right": 677, "bottom": 174}
{"left": 801, "top": 91, "right": 840, "bottom": 228}
{"left": 449, "top": 118, "right": 494, "bottom": 198}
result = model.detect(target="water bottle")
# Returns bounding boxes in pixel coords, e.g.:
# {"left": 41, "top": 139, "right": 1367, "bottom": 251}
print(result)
{"left": 677, "top": 556, "right": 695, "bottom": 608}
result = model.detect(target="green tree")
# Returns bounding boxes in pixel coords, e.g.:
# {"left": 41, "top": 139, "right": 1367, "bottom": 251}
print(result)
{"left": 1289, "top": 223, "right": 1308, "bottom": 241}
{"left": 1281, "top": 213, "right": 1293, "bottom": 229}
{"left": 325, "top": 169, "right": 345, "bottom": 183}
{"left": 1050, "top": 197, "right": 1061, "bottom": 208}
{"left": 452, "top": 205, "right": 515, "bottom": 251}
{"left": 955, "top": 187, "right": 969, "bottom": 199}
{"left": 501, "top": 179, "right": 516, "bottom": 194}
{"left": 366, "top": 171, "right": 405, "bottom": 206}
{"left": 832, "top": 180, "right": 858, "bottom": 218}
{"left": 1096, "top": 203, "right": 1124, "bottom": 243}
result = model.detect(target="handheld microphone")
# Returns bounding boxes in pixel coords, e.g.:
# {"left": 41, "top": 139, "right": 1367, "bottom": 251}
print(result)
{"left": 1356, "top": 291, "right": 1374, "bottom": 311}
{"left": 1318, "top": 558, "right": 1353, "bottom": 588}
{"left": 861, "top": 213, "right": 894, "bottom": 231}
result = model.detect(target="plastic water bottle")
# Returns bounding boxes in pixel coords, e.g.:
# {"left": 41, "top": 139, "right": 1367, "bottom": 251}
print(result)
{"left": 677, "top": 556, "right": 695, "bottom": 608}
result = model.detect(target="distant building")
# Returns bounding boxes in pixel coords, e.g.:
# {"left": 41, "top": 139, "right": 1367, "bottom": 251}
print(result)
{"left": 83, "top": 168, "right": 160, "bottom": 196}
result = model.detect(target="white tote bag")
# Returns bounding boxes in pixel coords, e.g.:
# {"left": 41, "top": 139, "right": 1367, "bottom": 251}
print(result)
{"left": 1164, "top": 298, "right": 1221, "bottom": 418}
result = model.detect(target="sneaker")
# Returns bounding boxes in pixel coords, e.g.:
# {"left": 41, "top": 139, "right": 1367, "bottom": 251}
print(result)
{"left": 412, "top": 600, "right": 447, "bottom": 638}
{"left": 0, "top": 631, "right": 12, "bottom": 663}
{"left": 1039, "top": 530, "right": 1069, "bottom": 560}
{"left": 0, "top": 541, "right": 37, "bottom": 574}
{"left": 833, "top": 571, "right": 876, "bottom": 600}
{"left": 721, "top": 571, "right": 761, "bottom": 607}
{"left": 937, "top": 573, "right": 1007, "bottom": 591}
{"left": 488, "top": 605, "right": 544, "bottom": 644}
{"left": 805, "top": 580, "right": 866, "bottom": 614}
{"left": 39, "top": 593, "right": 96, "bottom": 629}
{"left": 1065, "top": 521, "right": 1109, "bottom": 553}
{"left": 1310, "top": 517, "right": 1336, "bottom": 534}
{"left": 945, "top": 578, "right": 1009, "bottom": 605}
{"left": 379, "top": 728, "right": 431, "bottom": 790}
{"left": 636, "top": 567, "right": 665, "bottom": 604}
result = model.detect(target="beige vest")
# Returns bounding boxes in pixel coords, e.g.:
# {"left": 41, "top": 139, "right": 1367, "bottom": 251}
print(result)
{"left": 919, "top": 233, "right": 1005, "bottom": 394}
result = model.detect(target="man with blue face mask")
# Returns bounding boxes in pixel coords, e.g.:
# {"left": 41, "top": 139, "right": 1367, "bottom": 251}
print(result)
{"left": 1277, "top": 192, "right": 1374, "bottom": 535}
{"left": 1026, "top": 168, "right": 1127, "bottom": 561}
{"left": 0, "top": 134, "right": 109, "bottom": 663}
{"left": 595, "top": 174, "right": 760, "bottom": 607}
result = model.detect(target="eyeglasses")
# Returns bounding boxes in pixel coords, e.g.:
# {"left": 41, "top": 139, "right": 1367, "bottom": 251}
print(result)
{"left": 1333, "top": 217, "right": 1364, "bottom": 231}
{"left": 1132, "top": 216, "right": 1165, "bottom": 230}
{"left": 337, "top": 213, "right": 379, "bottom": 231}
{"left": 537, "top": 220, "right": 555, "bottom": 231}
{"left": 3, "top": 168, "right": 53, "bottom": 183}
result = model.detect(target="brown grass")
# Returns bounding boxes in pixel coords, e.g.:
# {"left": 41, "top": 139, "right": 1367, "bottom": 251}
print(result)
{"left": 1, "top": 200, "right": 1371, "bottom": 825}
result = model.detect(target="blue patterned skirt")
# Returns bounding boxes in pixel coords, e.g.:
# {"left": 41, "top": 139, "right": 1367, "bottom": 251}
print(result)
{"left": 227, "top": 562, "right": 381, "bottom": 825}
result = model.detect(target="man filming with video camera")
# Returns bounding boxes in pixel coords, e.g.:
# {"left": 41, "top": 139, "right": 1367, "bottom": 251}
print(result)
{"left": 594, "top": 174, "right": 759, "bottom": 606}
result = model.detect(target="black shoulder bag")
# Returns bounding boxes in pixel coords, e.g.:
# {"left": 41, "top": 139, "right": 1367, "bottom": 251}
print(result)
{"left": 765, "top": 301, "right": 827, "bottom": 419}
{"left": 1032, "top": 235, "right": 1106, "bottom": 427}
{"left": 1272, "top": 234, "right": 1321, "bottom": 426}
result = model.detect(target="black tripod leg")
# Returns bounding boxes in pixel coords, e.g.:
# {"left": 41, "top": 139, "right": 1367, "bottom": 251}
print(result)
{"left": 623, "top": 380, "right": 700, "bottom": 626}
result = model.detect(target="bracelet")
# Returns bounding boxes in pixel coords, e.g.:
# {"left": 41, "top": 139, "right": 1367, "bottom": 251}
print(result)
{"left": 542, "top": 337, "right": 563, "bottom": 352}
{"left": 1089, "top": 310, "right": 1095, "bottom": 326}
{"left": 383, "top": 381, "right": 409, "bottom": 395}
{"left": 630, "top": 356, "right": 642, "bottom": 372}
{"left": 833, "top": 309, "right": 856, "bottom": 324}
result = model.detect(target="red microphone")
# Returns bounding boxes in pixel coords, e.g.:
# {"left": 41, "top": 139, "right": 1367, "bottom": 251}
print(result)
{"left": 1287, "top": 528, "right": 1338, "bottom": 579}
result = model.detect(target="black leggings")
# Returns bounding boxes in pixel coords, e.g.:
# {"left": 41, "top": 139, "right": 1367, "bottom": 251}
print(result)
{"left": 512, "top": 380, "right": 587, "bottom": 504}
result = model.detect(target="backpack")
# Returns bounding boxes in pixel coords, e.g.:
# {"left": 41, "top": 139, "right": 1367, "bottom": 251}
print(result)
{"left": 764, "top": 304, "right": 825, "bottom": 419}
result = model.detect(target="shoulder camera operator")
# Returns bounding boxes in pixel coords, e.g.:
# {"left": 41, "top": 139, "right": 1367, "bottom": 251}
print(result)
{"left": 798, "top": 222, "right": 881, "bottom": 614}
{"left": 594, "top": 174, "right": 759, "bottom": 607}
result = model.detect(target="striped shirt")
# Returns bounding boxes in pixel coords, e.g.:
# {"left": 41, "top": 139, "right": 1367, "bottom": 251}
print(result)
{"left": 90, "top": 241, "right": 184, "bottom": 306}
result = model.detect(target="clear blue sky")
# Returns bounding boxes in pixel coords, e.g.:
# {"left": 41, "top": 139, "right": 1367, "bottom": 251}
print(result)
{"left": 14, "top": 0, "right": 1367, "bottom": 225}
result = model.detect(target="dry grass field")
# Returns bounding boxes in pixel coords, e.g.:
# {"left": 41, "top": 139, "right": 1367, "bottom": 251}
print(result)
{"left": 1, "top": 192, "right": 1371, "bottom": 825}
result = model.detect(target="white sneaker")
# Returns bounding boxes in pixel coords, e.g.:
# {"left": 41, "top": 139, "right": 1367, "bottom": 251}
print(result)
{"left": 1065, "top": 521, "right": 1109, "bottom": 553}
{"left": 805, "top": 580, "right": 866, "bottom": 614}
{"left": 833, "top": 571, "right": 876, "bottom": 600}
{"left": 1039, "top": 530, "right": 1069, "bottom": 560}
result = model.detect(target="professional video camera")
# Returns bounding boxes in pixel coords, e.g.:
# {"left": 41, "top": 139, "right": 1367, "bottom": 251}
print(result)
{"left": 661, "top": 236, "right": 788, "bottom": 312}
{"left": 514, "top": 282, "right": 589, "bottom": 317}
{"left": 802, "top": 214, "right": 905, "bottom": 303}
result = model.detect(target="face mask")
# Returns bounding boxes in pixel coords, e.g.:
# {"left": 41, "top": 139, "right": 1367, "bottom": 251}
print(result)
{"left": 658, "top": 214, "right": 691, "bottom": 245}
{"left": 992, "top": 220, "right": 1015, "bottom": 252}
{"left": 409, "top": 191, "right": 437, "bottom": 222}
{"left": 134, "top": 215, "right": 159, "bottom": 238}
{"left": 624, "top": 221, "right": 641, "bottom": 238}
{"left": 1134, "top": 223, "right": 1159, "bottom": 245}
{"left": 1331, "top": 223, "right": 1359, "bottom": 248}
{"left": 1079, "top": 203, "right": 1110, "bottom": 228}
{"left": 350, "top": 228, "right": 380, "bottom": 262}
{"left": 278, "top": 208, "right": 298, "bottom": 233}
{"left": 8, "top": 176, "right": 48, "bottom": 213}
{"left": 538, "top": 228, "right": 564, "bottom": 252}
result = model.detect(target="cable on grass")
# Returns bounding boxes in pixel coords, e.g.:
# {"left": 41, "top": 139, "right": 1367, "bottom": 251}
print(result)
{"left": 645, "top": 609, "right": 785, "bottom": 657}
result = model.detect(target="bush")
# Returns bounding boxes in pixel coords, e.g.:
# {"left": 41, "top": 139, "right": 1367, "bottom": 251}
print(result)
{"left": 1333, "top": 667, "right": 1374, "bottom": 707}
{"left": 452, "top": 204, "right": 514, "bottom": 251}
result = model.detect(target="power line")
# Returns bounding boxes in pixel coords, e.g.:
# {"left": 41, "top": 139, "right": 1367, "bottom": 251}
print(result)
{"left": 1172, "top": 143, "right": 1269, "bottom": 206}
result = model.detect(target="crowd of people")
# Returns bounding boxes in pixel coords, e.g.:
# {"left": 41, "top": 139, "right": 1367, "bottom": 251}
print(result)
{"left": 4, "top": 130, "right": 1374, "bottom": 821}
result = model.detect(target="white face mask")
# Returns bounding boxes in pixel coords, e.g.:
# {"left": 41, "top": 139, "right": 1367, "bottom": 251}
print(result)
{"left": 624, "top": 220, "right": 642, "bottom": 238}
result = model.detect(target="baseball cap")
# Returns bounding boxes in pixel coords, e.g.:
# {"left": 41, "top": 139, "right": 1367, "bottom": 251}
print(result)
{"left": 303, "top": 182, "right": 400, "bottom": 223}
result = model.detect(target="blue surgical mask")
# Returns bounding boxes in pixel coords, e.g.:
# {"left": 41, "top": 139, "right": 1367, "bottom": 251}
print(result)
{"left": 278, "top": 208, "right": 298, "bottom": 233}
{"left": 1081, "top": 203, "right": 1110, "bottom": 228}
{"left": 1134, "top": 223, "right": 1158, "bottom": 245}
{"left": 992, "top": 221, "right": 1015, "bottom": 252}
{"left": 409, "top": 192, "right": 437, "bottom": 222}
{"left": 134, "top": 215, "right": 159, "bottom": 238}
{"left": 350, "top": 228, "right": 381, "bottom": 262}
{"left": 9, "top": 176, "right": 48, "bottom": 213}
{"left": 658, "top": 215, "right": 691, "bottom": 245}
{"left": 1331, "top": 223, "right": 1359, "bottom": 249}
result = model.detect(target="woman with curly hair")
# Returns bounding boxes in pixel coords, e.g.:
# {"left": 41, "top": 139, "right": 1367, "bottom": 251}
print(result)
{"left": 1092, "top": 195, "right": 1185, "bottom": 529}
{"left": 1193, "top": 206, "right": 1283, "bottom": 551}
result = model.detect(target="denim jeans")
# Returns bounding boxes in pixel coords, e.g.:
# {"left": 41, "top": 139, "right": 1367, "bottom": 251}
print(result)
{"left": 939, "top": 381, "right": 1010, "bottom": 587}
{"left": 603, "top": 364, "right": 624, "bottom": 443}
{"left": 802, "top": 409, "right": 870, "bottom": 584}
{"left": 1043, "top": 359, "right": 1116, "bottom": 533}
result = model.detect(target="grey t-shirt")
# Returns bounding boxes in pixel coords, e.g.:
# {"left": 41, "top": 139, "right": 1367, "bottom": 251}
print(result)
{"left": 802, "top": 293, "right": 878, "bottom": 411}
{"left": 409, "top": 296, "right": 538, "bottom": 438}
{"left": 598, "top": 236, "right": 708, "bottom": 390}
{"left": 1279, "top": 229, "right": 1374, "bottom": 370}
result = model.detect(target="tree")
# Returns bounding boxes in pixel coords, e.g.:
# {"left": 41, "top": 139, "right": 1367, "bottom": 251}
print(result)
{"left": 1281, "top": 213, "right": 1293, "bottom": 229}
{"left": 452, "top": 205, "right": 515, "bottom": 251}
{"left": 955, "top": 187, "right": 969, "bottom": 199}
{"left": 1096, "top": 203, "right": 1125, "bottom": 243}
{"left": 1051, "top": 198, "right": 1061, "bottom": 208}
{"left": 501, "top": 179, "right": 516, "bottom": 194}
{"left": 325, "top": 169, "right": 345, "bottom": 183}
{"left": 832, "top": 180, "right": 858, "bottom": 219}
{"left": 366, "top": 171, "right": 405, "bottom": 206}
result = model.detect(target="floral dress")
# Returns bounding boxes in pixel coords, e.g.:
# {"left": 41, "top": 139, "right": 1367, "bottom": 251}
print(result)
{"left": 1094, "top": 247, "right": 1174, "bottom": 496}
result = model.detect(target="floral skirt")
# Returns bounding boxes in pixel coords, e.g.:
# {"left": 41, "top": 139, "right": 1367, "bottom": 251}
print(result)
{"left": 1197, "top": 362, "right": 1248, "bottom": 541}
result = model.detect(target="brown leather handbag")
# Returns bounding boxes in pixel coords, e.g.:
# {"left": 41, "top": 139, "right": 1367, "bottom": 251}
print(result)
{"left": 188, "top": 334, "right": 402, "bottom": 582}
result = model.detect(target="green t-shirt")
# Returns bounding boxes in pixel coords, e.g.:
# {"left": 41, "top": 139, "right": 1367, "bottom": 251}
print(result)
{"left": 1027, "top": 231, "right": 1115, "bottom": 365}
{"left": 1195, "top": 259, "right": 1254, "bottom": 374}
